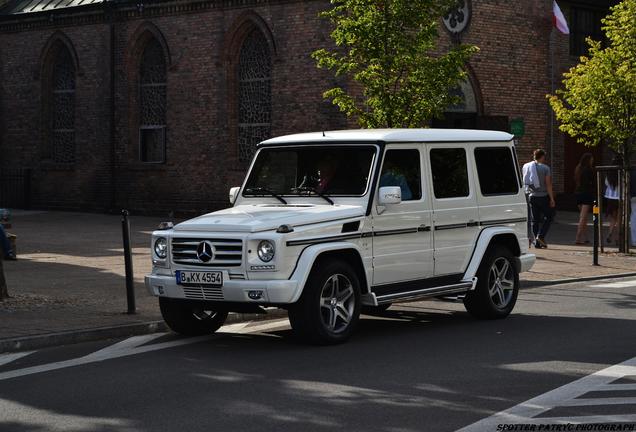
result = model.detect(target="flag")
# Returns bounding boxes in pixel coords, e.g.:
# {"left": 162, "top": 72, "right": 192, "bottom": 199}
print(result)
{"left": 553, "top": 1, "right": 570, "bottom": 34}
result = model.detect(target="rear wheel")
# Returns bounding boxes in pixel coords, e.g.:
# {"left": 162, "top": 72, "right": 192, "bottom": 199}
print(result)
{"left": 288, "top": 259, "right": 361, "bottom": 345}
{"left": 159, "top": 297, "right": 228, "bottom": 336}
{"left": 463, "top": 246, "right": 519, "bottom": 319}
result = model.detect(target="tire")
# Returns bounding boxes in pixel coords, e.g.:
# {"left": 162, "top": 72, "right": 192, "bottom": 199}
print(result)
{"left": 159, "top": 297, "right": 228, "bottom": 336}
{"left": 463, "top": 245, "right": 519, "bottom": 319}
{"left": 288, "top": 259, "right": 361, "bottom": 345}
{"left": 361, "top": 303, "right": 392, "bottom": 315}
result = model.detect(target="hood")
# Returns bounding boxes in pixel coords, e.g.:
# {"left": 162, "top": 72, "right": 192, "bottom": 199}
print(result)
{"left": 173, "top": 204, "right": 365, "bottom": 233}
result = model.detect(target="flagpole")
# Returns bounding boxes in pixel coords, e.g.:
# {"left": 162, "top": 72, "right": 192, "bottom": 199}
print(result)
{"left": 549, "top": 25, "right": 555, "bottom": 169}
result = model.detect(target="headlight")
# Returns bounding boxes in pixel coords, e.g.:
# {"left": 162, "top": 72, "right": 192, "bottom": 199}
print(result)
{"left": 154, "top": 237, "right": 168, "bottom": 259}
{"left": 257, "top": 240, "right": 275, "bottom": 262}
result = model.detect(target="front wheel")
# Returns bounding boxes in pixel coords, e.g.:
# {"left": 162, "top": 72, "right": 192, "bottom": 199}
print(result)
{"left": 159, "top": 297, "right": 228, "bottom": 336}
{"left": 463, "top": 246, "right": 519, "bottom": 319}
{"left": 288, "top": 259, "right": 361, "bottom": 345}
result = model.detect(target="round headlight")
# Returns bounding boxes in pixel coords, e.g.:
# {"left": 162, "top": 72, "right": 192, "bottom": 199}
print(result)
{"left": 257, "top": 240, "right": 275, "bottom": 262}
{"left": 154, "top": 237, "right": 168, "bottom": 259}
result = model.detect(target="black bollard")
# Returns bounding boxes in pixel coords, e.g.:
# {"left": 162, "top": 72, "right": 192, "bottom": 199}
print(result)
{"left": 592, "top": 201, "right": 599, "bottom": 266}
{"left": 121, "top": 210, "right": 136, "bottom": 314}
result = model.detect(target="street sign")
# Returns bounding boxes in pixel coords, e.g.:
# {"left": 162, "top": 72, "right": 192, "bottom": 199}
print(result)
{"left": 510, "top": 118, "right": 525, "bottom": 137}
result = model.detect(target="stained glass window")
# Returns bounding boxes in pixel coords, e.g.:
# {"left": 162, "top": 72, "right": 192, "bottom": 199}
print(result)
{"left": 49, "top": 47, "right": 76, "bottom": 164}
{"left": 139, "top": 39, "right": 167, "bottom": 163}
{"left": 238, "top": 29, "right": 271, "bottom": 162}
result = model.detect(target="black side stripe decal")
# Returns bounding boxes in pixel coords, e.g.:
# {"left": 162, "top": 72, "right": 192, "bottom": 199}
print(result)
{"left": 286, "top": 218, "right": 525, "bottom": 246}
{"left": 286, "top": 226, "right": 431, "bottom": 246}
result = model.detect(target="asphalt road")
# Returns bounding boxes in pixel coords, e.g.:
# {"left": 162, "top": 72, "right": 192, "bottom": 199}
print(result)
{"left": 1, "top": 277, "right": 635, "bottom": 432}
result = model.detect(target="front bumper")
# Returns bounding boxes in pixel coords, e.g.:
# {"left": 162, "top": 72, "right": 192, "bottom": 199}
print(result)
{"left": 516, "top": 253, "right": 536, "bottom": 273}
{"left": 144, "top": 272, "right": 299, "bottom": 304}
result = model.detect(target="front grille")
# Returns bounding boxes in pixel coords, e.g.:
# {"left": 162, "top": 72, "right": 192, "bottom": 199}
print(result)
{"left": 171, "top": 238, "right": 243, "bottom": 267}
{"left": 182, "top": 286, "right": 224, "bottom": 301}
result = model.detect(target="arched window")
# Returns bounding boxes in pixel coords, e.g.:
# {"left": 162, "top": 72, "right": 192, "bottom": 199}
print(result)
{"left": 238, "top": 29, "right": 271, "bottom": 162}
{"left": 47, "top": 45, "right": 76, "bottom": 163}
{"left": 139, "top": 38, "right": 167, "bottom": 163}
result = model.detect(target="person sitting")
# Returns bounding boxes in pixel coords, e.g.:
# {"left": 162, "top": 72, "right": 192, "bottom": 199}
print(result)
{"left": 379, "top": 160, "right": 413, "bottom": 200}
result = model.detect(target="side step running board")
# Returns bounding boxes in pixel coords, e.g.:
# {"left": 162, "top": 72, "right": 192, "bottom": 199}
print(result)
{"left": 363, "top": 278, "right": 477, "bottom": 306}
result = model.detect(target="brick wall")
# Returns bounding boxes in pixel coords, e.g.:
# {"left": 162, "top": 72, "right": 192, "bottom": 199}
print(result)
{"left": 0, "top": 0, "right": 575, "bottom": 214}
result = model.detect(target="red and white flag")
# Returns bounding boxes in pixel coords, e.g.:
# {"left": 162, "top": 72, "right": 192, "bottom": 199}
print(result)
{"left": 553, "top": 1, "right": 570, "bottom": 34}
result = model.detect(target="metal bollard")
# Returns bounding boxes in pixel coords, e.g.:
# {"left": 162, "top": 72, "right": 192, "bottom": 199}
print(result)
{"left": 121, "top": 210, "right": 137, "bottom": 314}
{"left": 592, "top": 202, "right": 599, "bottom": 266}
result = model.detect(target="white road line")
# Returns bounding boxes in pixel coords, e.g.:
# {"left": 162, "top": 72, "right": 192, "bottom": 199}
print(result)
{"left": 596, "top": 383, "right": 636, "bottom": 391}
{"left": 457, "top": 356, "right": 636, "bottom": 431}
{"left": 0, "top": 351, "right": 35, "bottom": 367}
{"left": 0, "top": 318, "right": 289, "bottom": 382}
{"left": 559, "top": 397, "right": 636, "bottom": 406}
{"left": 590, "top": 279, "right": 636, "bottom": 289}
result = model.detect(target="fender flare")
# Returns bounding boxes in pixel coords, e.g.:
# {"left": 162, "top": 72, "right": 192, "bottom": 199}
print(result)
{"left": 462, "top": 227, "right": 522, "bottom": 281}
{"left": 287, "top": 242, "right": 370, "bottom": 304}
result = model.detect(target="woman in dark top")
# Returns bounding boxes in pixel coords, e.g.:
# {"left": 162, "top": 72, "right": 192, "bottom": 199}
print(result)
{"left": 574, "top": 153, "right": 595, "bottom": 244}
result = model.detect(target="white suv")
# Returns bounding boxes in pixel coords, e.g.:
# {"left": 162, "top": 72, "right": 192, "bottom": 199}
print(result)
{"left": 145, "top": 129, "right": 535, "bottom": 344}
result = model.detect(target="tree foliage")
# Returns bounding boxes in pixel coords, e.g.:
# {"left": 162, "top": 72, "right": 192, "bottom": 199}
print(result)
{"left": 548, "top": 0, "right": 636, "bottom": 252}
{"left": 548, "top": 0, "right": 636, "bottom": 161}
{"left": 313, "top": 0, "right": 478, "bottom": 128}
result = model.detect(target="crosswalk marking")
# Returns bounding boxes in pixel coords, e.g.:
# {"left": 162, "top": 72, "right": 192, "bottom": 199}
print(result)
{"left": 457, "top": 356, "right": 636, "bottom": 431}
{"left": 0, "top": 319, "right": 288, "bottom": 382}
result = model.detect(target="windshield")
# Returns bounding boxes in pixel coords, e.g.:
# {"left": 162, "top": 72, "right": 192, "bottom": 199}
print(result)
{"left": 244, "top": 146, "right": 377, "bottom": 197}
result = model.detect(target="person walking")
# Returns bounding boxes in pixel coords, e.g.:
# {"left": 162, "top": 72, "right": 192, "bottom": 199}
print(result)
{"left": 523, "top": 149, "right": 556, "bottom": 249}
{"left": 574, "top": 153, "right": 595, "bottom": 244}
{"left": 0, "top": 224, "right": 16, "bottom": 261}
{"left": 604, "top": 163, "right": 620, "bottom": 245}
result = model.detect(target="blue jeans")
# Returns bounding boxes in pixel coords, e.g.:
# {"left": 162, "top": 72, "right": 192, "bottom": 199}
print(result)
{"left": 530, "top": 195, "right": 554, "bottom": 240}
{"left": 0, "top": 225, "right": 12, "bottom": 258}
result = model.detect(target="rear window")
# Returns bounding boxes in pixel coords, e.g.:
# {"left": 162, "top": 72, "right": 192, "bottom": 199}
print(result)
{"left": 474, "top": 147, "right": 520, "bottom": 196}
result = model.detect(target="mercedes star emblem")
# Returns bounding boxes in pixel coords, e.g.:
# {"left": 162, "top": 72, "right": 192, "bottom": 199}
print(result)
{"left": 196, "top": 241, "right": 215, "bottom": 263}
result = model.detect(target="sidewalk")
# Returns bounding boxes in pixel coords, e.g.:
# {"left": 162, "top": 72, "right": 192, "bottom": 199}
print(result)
{"left": 1, "top": 210, "right": 634, "bottom": 351}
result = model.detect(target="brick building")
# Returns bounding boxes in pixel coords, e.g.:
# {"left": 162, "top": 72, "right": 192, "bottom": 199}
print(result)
{"left": 0, "top": 0, "right": 616, "bottom": 214}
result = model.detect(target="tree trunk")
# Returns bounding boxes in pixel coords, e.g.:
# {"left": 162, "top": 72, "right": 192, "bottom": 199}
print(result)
{"left": 0, "top": 255, "right": 8, "bottom": 300}
{"left": 619, "top": 144, "right": 632, "bottom": 253}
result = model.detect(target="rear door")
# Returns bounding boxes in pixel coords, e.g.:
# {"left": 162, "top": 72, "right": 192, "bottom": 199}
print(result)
{"left": 371, "top": 145, "right": 434, "bottom": 286}
{"left": 426, "top": 144, "right": 480, "bottom": 276}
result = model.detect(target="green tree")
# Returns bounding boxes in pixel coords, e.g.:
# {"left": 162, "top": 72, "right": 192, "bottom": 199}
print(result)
{"left": 313, "top": 0, "right": 478, "bottom": 128}
{"left": 548, "top": 0, "right": 636, "bottom": 252}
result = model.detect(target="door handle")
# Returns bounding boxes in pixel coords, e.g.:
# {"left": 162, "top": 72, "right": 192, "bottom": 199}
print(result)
{"left": 467, "top": 220, "right": 479, "bottom": 227}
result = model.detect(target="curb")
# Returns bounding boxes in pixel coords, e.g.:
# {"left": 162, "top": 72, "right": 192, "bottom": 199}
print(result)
{"left": 0, "top": 309, "right": 288, "bottom": 354}
{"left": 521, "top": 272, "right": 636, "bottom": 288}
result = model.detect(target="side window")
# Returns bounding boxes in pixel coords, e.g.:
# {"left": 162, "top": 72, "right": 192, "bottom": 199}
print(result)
{"left": 474, "top": 147, "right": 520, "bottom": 196}
{"left": 379, "top": 149, "right": 422, "bottom": 201}
{"left": 430, "top": 148, "right": 469, "bottom": 199}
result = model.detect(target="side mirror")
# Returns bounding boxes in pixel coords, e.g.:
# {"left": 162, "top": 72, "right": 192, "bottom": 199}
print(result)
{"left": 229, "top": 186, "right": 240, "bottom": 205}
{"left": 378, "top": 186, "right": 402, "bottom": 205}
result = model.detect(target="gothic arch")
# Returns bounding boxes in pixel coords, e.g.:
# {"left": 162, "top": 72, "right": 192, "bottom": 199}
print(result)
{"left": 224, "top": 12, "right": 276, "bottom": 163}
{"left": 40, "top": 32, "right": 78, "bottom": 163}
{"left": 125, "top": 21, "right": 171, "bottom": 79}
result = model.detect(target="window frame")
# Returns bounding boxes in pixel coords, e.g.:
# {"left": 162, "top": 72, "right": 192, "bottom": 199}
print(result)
{"left": 429, "top": 147, "right": 471, "bottom": 200}
{"left": 378, "top": 147, "right": 424, "bottom": 202}
{"left": 138, "top": 38, "right": 167, "bottom": 164}
{"left": 473, "top": 146, "right": 521, "bottom": 197}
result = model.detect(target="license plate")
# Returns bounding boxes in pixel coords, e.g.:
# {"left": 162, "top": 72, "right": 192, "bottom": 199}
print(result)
{"left": 176, "top": 270, "right": 223, "bottom": 287}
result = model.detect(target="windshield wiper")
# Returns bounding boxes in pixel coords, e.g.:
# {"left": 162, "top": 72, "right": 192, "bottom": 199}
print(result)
{"left": 291, "top": 186, "right": 334, "bottom": 205}
{"left": 243, "top": 187, "right": 288, "bottom": 204}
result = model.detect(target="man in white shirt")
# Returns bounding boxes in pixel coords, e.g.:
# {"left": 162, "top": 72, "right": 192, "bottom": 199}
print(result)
{"left": 523, "top": 149, "right": 556, "bottom": 248}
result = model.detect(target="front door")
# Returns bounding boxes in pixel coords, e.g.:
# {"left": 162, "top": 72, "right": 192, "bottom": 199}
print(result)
{"left": 371, "top": 145, "right": 434, "bottom": 287}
